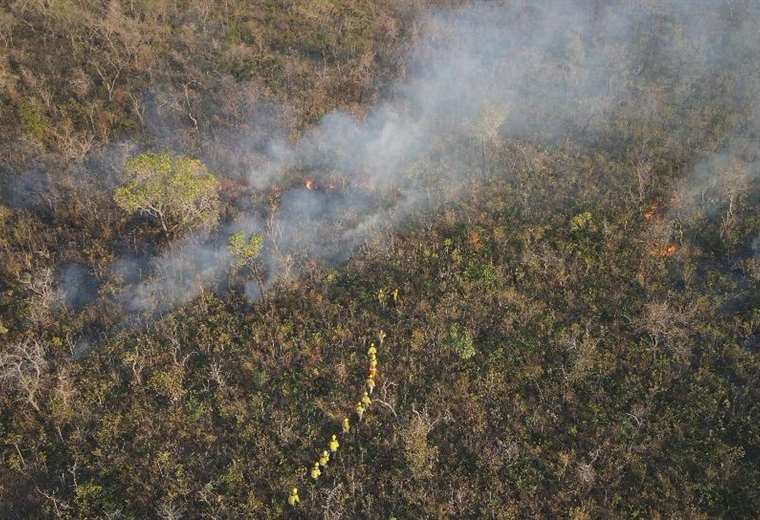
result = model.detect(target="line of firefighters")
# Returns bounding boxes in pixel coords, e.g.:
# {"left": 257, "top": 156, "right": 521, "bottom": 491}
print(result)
{"left": 288, "top": 330, "right": 385, "bottom": 507}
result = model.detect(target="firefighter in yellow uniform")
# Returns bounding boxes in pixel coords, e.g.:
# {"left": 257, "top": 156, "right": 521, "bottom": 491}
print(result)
{"left": 361, "top": 391, "right": 371, "bottom": 407}
{"left": 356, "top": 401, "right": 365, "bottom": 420}
{"left": 366, "top": 376, "right": 375, "bottom": 394}
{"left": 311, "top": 462, "right": 321, "bottom": 480}
{"left": 329, "top": 434, "right": 339, "bottom": 452}
{"left": 342, "top": 417, "right": 350, "bottom": 433}
{"left": 288, "top": 488, "right": 300, "bottom": 506}
{"left": 319, "top": 450, "right": 330, "bottom": 467}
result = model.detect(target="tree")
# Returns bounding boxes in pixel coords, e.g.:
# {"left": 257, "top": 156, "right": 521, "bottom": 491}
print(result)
{"left": 114, "top": 152, "right": 220, "bottom": 236}
{"left": 472, "top": 101, "right": 508, "bottom": 178}
{"left": 228, "top": 231, "right": 264, "bottom": 271}
{"left": 228, "top": 230, "right": 266, "bottom": 299}
{"left": 0, "top": 339, "right": 47, "bottom": 412}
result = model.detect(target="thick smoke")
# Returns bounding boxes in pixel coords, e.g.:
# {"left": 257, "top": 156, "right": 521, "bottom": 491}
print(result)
{"left": 32, "top": 1, "right": 760, "bottom": 321}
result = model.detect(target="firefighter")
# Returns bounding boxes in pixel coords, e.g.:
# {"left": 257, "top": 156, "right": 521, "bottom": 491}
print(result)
{"left": 361, "top": 391, "right": 371, "bottom": 407}
{"left": 342, "top": 417, "right": 350, "bottom": 433}
{"left": 366, "top": 376, "right": 375, "bottom": 395}
{"left": 311, "top": 462, "right": 321, "bottom": 480}
{"left": 288, "top": 488, "right": 300, "bottom": 506}
{"left": 319, "top": 450, "right": 330, "bottom": 467}
{"left": 329, "top": 434, "right": 339, "bottom": 452}
{"left": 356, "top": 401, "right": 365, "bottom": 420}
{"left": 368, "top": 344, "right": 377, "bottom": 357}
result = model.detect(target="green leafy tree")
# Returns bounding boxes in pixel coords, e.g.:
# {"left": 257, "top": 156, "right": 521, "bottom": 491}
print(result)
{"left": 228, "top": 231, "right": 264, "bottom": 271}
{"left": 228, "top": 230, "right": 266, "bottom": 298}
{"left": 114, "top": 152, "right": 220, "bottom": 236}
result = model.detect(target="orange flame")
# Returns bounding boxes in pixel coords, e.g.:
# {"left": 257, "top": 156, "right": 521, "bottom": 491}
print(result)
{"left": 652, "top": 243, "right": 679, "bottom": 257}
{"left": 467, "top": 230, "right": 482, "bottom": 250}
{"left": 305, "top": 178, "right": 316, "bottom": 191}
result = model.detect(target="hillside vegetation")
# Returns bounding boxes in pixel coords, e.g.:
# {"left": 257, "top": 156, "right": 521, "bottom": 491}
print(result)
{"left": 1, "top": 1, "right": 760, "bottom": 518}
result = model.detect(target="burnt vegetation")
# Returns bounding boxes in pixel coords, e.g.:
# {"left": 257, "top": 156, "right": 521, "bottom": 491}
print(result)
{"left": 1, "top": 1, "right": 760, "bottom": 518}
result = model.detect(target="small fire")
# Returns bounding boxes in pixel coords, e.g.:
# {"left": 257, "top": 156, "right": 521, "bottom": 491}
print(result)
{"left": 643, "top": 204, "right": 658, "bottom": 221}
{"left": 652, "top": 243, "right": 679, "bottom": 257}
{"left": 303, "top": 177, "right": 343, "bottom": 192}
{"left": 467, "top": 230, "right": 482, "bottom": 250}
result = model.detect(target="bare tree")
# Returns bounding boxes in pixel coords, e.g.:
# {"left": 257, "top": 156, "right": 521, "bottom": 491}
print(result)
{"left": 156, "top": 500, "right": 185, "bottom": 520}
{"left": 0, "top": 11, "right": 15, "bottom": 48}
{"left": 22, "top": 267, "right": 57, "bottom": 326}
{"left": 0, "top": 339, "right": 47, "bottom": 412}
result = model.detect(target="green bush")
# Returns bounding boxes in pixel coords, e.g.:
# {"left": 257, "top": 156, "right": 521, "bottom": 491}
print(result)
{"left": 446, "top": 323, "right": 476, "bottom": 360}
{"left": 18, "top": 100, "right": 49, "bottom": 142}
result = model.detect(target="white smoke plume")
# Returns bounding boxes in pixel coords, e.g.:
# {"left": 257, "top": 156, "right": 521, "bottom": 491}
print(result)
{"left": 16, "top": 1, "right": 759, "bottom": 322}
